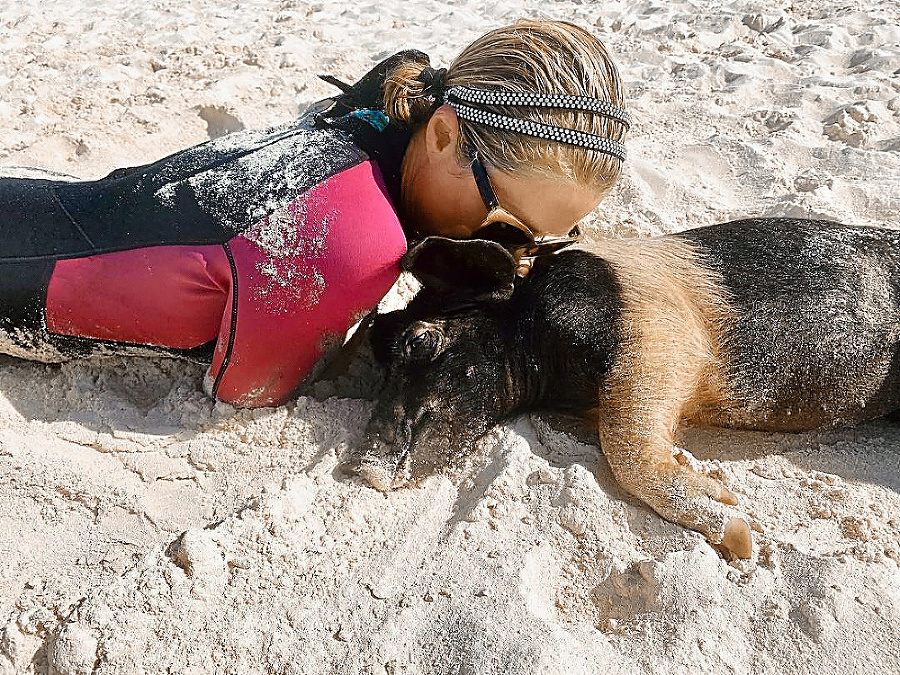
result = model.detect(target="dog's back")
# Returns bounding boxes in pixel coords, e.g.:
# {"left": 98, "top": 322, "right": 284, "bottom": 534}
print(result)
{"left": 674, "top": 218, "right": 900, "bottom": 430}
{"left": 574, "top": 218, "right": 900, "bottom": 432}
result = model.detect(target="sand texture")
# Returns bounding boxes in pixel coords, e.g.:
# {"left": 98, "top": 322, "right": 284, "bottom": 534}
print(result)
{"left": 1, "top": 0, "right": 899, "bottom": 673}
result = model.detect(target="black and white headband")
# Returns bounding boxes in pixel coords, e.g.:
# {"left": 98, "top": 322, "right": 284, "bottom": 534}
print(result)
{"left": 443, "top": 85, "right": 630, "bottom": 162}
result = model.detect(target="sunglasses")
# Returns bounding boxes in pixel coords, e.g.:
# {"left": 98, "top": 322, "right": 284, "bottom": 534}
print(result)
{"left": 470, "top": 152, "right": 582, "bottom": 257}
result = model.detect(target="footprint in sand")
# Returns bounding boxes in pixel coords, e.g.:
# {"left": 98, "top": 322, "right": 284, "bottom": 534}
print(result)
{"left": 823, "top": 102, "right": 878, "bottom": 148}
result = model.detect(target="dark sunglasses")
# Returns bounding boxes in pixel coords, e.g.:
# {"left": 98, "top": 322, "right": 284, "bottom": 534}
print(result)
{"left": 470, "top": 152, "right": 583, "bottom": 257}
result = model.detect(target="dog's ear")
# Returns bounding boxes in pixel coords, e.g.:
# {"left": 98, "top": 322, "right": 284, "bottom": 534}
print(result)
{"left": 402, "top": 237, "right": 517, "bottom": 301}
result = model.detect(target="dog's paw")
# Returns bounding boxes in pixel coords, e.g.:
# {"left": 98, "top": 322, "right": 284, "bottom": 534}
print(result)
{"left": 617, "top": 463, "right": 754, "bottom": 559}
{"left": 668, "top": 467, "right": 753, "bottom": 559}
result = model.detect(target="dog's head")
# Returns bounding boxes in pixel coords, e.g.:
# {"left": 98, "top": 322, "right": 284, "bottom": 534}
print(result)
{"left": 350, "top": 237, "right": 522, "bottom": 490}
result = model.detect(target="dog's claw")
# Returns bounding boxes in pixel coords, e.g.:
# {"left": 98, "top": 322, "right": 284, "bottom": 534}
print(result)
{"left": 719, "top": 485, "right": 738, "bottom": 506}
{"left": 720, "top": 517, "right": 753, "bottom": 559}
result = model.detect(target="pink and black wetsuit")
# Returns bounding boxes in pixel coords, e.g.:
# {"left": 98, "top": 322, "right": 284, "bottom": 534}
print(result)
{"left": 0, "top": 51, "right": 425, "bottom": 407}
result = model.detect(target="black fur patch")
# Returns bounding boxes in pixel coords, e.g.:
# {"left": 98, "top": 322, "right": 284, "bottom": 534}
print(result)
{"left": 680, "top": 218, "right": 900, "bottom": 428}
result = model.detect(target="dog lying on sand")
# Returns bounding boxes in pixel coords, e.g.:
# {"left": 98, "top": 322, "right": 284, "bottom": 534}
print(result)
{"left": 351, "top": 218, "right": 900, "bottom": 558}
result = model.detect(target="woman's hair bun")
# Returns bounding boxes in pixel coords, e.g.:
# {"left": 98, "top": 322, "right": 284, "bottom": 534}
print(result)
{"left": 383, "top": 61, "right": 445, "bottom": 127}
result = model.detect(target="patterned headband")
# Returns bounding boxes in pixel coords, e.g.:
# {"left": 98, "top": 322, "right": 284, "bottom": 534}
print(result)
{"left": 444, "top": 85, "right": 629, "bottom": 162}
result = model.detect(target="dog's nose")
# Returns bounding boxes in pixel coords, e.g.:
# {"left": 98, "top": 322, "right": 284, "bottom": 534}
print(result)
{"left": 346, "top": 455, "right": 398, "bottom": 492}
{"left": 344, "top": 437, "right": 403, "bottom": 492}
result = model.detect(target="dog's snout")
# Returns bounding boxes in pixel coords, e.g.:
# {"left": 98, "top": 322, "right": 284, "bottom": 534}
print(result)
{"left": 347, "top": 408, "right": 413, "bottom": 492}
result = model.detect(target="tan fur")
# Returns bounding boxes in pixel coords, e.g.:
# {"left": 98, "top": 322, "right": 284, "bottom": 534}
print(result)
{"left": 576, "top": 237, "right": 751, "bottom": 558}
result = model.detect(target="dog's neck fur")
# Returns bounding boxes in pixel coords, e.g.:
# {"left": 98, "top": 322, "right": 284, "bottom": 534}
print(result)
{"left": 500, "top": 249, "right": 625, "bottom": 415}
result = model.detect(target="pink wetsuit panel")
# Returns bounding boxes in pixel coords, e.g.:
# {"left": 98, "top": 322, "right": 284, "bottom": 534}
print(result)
{"left": 46, "top": 160, "right": 406, "bottom": 407}
{"left": 46, "top": 245, "right": 231, "bottom": 348}
{"left": 208, "top": 161, "right": 407, "bottom": 406}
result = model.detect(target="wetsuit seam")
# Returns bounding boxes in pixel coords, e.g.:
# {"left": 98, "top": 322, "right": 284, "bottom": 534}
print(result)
{"left": 49, "top": 186, "right": 100, "bottom": 254}
{"left": 212, "top": 241, "right": 239, "bottom": 399}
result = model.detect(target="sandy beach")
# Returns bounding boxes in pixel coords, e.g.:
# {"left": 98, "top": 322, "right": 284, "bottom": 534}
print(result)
{"left": 1, "top": 0, "right": 899, "bottom": 673}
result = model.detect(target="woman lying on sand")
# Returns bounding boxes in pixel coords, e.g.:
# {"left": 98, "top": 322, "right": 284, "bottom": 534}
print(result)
{"left": 0, "top": 19, "right": 629, "bottom": 407}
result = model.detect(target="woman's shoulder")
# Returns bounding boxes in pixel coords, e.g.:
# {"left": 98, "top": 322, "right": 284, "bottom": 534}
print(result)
{"left": 157, "top": 119, "right": 372, "bottom": 230}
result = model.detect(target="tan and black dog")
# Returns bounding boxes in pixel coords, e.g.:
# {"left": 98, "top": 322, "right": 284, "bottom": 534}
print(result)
{"left": 352, "top": 218, "right": 900, "bottom": 558}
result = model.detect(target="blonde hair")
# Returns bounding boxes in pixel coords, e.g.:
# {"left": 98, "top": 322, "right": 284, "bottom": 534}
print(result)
{"left": 382, "top": 20, "right": 628, "bottom": 197}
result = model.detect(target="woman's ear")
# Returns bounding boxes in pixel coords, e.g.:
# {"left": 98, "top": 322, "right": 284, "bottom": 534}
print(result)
{"left": 423, "top": 105, "right": 462, "bottom": 160}
{"left": 402, "top": 236, "right": 518, "bottom": 301}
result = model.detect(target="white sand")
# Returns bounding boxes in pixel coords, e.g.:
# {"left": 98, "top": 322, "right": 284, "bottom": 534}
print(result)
{"left": 2, "top": 1, "right": 899, "bottom": 673}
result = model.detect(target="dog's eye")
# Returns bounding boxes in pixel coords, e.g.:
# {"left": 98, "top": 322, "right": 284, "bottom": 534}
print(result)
{"left": 403, "top": 323, "right": 444, "bottom": 362}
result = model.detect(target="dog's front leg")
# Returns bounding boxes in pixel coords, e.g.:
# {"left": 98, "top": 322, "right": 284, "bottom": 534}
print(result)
{"left": 597, "top": 403, "right": 752, "bottom": 559}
